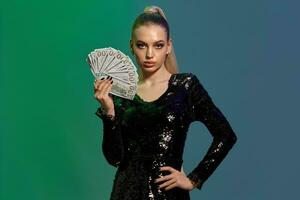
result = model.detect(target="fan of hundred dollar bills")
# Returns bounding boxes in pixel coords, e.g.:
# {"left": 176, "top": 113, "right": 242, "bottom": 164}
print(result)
{"left": 87, "top": 47, "right": 139, "bottom": 100}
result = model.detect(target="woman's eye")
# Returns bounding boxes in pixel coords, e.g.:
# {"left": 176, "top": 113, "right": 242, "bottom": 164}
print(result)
{"left": 136, "top": 44, "right": 146, "bottom": 49}
{"left": 156, "top": 44, "right": 164, "bottom": 49}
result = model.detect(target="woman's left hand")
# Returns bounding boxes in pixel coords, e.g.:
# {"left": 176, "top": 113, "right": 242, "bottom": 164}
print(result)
{"left": 154, "top": 166, "right": 194, "bottom": 191}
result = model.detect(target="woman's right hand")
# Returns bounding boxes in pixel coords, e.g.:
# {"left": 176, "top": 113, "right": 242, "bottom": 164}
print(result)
{"left": 94, "top": 76, "right": 115, "bottom": 115}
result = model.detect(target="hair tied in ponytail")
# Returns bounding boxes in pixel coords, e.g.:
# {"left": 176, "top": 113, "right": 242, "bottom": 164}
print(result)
{"left": 143, "top": 5, "right": 167, "bottom": 19}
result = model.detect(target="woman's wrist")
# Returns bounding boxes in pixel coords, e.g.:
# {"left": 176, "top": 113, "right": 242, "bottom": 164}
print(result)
{"left": 187, "top": 177, "right": 199, "bottom": 190}
{"left": 99, "top": 107, "right": 115, "bottom": 121}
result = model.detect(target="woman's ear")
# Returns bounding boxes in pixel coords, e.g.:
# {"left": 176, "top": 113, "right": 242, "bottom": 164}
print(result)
{"left": 166, "top": 38, "right": 172, "bottom": 54}
{"left": 129, "top": 39, "right": 134, "bottom": 55}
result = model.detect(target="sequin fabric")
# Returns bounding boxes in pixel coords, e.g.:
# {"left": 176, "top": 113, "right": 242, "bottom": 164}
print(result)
{"left": 95, "top": 73, "right": 237, "bottom": 200}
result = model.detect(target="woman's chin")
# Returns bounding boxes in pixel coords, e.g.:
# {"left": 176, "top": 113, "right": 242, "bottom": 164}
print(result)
{"left": 140, "top": 67, "right": 160, "bottom": 74}
{"left": 142, "top": 63, "right": 156, "bottom": 68}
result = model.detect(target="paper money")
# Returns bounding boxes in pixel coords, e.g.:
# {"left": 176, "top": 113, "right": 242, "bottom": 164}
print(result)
{"left": 87, "top": 47, "right": 139, "bottom": 100}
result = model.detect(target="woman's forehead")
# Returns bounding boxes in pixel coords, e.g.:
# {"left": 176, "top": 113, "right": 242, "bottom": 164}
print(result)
{"left": 132, "top": 24, "right": 168, "bottom": 42}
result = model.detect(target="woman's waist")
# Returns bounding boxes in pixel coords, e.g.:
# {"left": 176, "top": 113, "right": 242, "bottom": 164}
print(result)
{"left": 121, "top": 153, "right": 183, "bottom": 170}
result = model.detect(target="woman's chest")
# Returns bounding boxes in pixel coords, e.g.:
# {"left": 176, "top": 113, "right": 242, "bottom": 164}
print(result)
{"left": 121, "top": 87, "right": 190, "bottom": 129}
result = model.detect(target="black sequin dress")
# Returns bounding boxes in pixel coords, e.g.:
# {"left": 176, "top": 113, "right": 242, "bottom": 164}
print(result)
{"left": 95, "top": 73, "right": 237, "bottom": 200}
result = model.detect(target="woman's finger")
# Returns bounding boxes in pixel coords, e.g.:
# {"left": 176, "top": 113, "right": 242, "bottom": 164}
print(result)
{"left": 94, "top": 80, "right": 102, "bottom": 91}
{"left": 164, "top": 181, "right": 178, "bottom": 191}
{"left": 102, "top": 81, "right": 113, "bottom": 97}
{"left": 94, "top": 77, "right": 105, "bottom": 87}
{"left": 97, "top": 77, "right": 110, "bottom": 94}
{"left": 160, "top": 166, "right": 177, "bottom": 173}
{"left": 94, "top": 76, "right": 112, "bottom": 101}
{"left": 94, "top": 80, "right": 107, "bottom": 98}
{"left": 103, "top": 83, "right": 112, "bottom": 96}
{"left": 94, "top": 83, "right": 103, "bottom": 94}
{"left": 100, "top": 77, "right": 113, "bottom": 96}
{"left": 158, "top": 178, "right": 176, "bottom": 190}
{"left": 155, "top": 173, "right": 173, "bottom": 183}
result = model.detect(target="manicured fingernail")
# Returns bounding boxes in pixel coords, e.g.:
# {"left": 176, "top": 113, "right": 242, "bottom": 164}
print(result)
{"left": 100, "top": 78, "right": 104, "bottom": 80}
{"left": 111, "top": 80, "right": 113, "bottom": 84}
{"left": 109, "top": 76, "right": 113, "bottom": 80}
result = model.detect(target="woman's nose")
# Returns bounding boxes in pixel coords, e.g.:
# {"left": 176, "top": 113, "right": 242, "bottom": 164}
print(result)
{"left": 146, "top": 48, "right": 154, "bottom": 59}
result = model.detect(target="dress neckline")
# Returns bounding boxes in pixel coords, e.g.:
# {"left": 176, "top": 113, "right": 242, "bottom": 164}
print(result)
{"left": 135, "top": 73, "right": 176, "bottom": 103}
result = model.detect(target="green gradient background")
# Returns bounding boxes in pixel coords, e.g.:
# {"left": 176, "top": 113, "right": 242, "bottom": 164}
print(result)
{"left": 1, "top": 0, "right": 299, "bottom": 199}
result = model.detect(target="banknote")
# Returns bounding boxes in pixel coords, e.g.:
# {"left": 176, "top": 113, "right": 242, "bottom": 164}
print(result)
{"left": 87, "top": 47, "right": 139, "bottom": 100}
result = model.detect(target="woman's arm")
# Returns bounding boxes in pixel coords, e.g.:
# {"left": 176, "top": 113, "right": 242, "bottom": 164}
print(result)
{"left": 186, "top": 73, "right": 238, "bottom": 190}
{"left": 95, "top": 97, "right": 124, "bottom": 168}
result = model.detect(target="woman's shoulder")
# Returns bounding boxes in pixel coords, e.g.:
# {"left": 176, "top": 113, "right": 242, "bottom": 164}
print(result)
{"left": 172, "top": 72, "right": 208, "bottom": 98}
{"left": 173, "top": 72, "right": 198, "bottom": 79}
{"left": 172, "top": 72, "right": 200, "bottom": 87}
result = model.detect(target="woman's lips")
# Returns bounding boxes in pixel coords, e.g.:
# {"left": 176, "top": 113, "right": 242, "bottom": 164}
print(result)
{"left": 143, "top": 61, "right": 156, "bottom": 67}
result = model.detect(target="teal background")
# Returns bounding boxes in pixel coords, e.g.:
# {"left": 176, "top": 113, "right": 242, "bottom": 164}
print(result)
{"left": 1, "top": 0, "right": 299, "bottom": 199}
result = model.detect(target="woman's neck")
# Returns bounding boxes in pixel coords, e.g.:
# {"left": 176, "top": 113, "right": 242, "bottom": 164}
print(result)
{"left": 138, "top": 67, "right": 171, "bottom": 86}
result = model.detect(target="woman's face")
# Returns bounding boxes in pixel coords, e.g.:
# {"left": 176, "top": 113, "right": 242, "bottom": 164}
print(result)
{"left": 130, "top": 24, "right": 171, "bottom": 73}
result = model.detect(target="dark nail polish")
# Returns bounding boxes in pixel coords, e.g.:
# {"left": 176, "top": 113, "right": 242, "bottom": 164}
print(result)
{"left": 111, "top": 80, "right": 113, "bottom": 84}
{"left": 109, "top": 76, "right": 113, "bottom": 80}
{"left": 106, "top": 76, "right": 109, "bottom": 79}
{"left": 100, "top": 78, "right": 104, "bottom": 80}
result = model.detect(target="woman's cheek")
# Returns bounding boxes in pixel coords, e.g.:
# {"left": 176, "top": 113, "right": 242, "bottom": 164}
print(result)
{"left": 134, "top": 54, "right": 143, "bottom": 64}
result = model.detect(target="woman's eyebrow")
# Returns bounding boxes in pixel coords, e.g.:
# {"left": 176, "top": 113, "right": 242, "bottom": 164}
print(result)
{"left": 136, "top": 40, "right": 165, "bottom": 44}
{"left": 136, "top": 40, "right": 147, "bottom": 44}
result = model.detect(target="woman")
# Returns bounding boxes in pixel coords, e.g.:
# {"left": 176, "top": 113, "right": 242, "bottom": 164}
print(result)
{"left": 93, "top": 6, "right": 237, "bottom": 200}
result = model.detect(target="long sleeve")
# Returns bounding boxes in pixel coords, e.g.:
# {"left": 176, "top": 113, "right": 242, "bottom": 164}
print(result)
{"left": 95, "top": 97, "right": 125, "bottom": 168}
{"left": 186, "top": 73, "right": 237, "bottom": 190}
